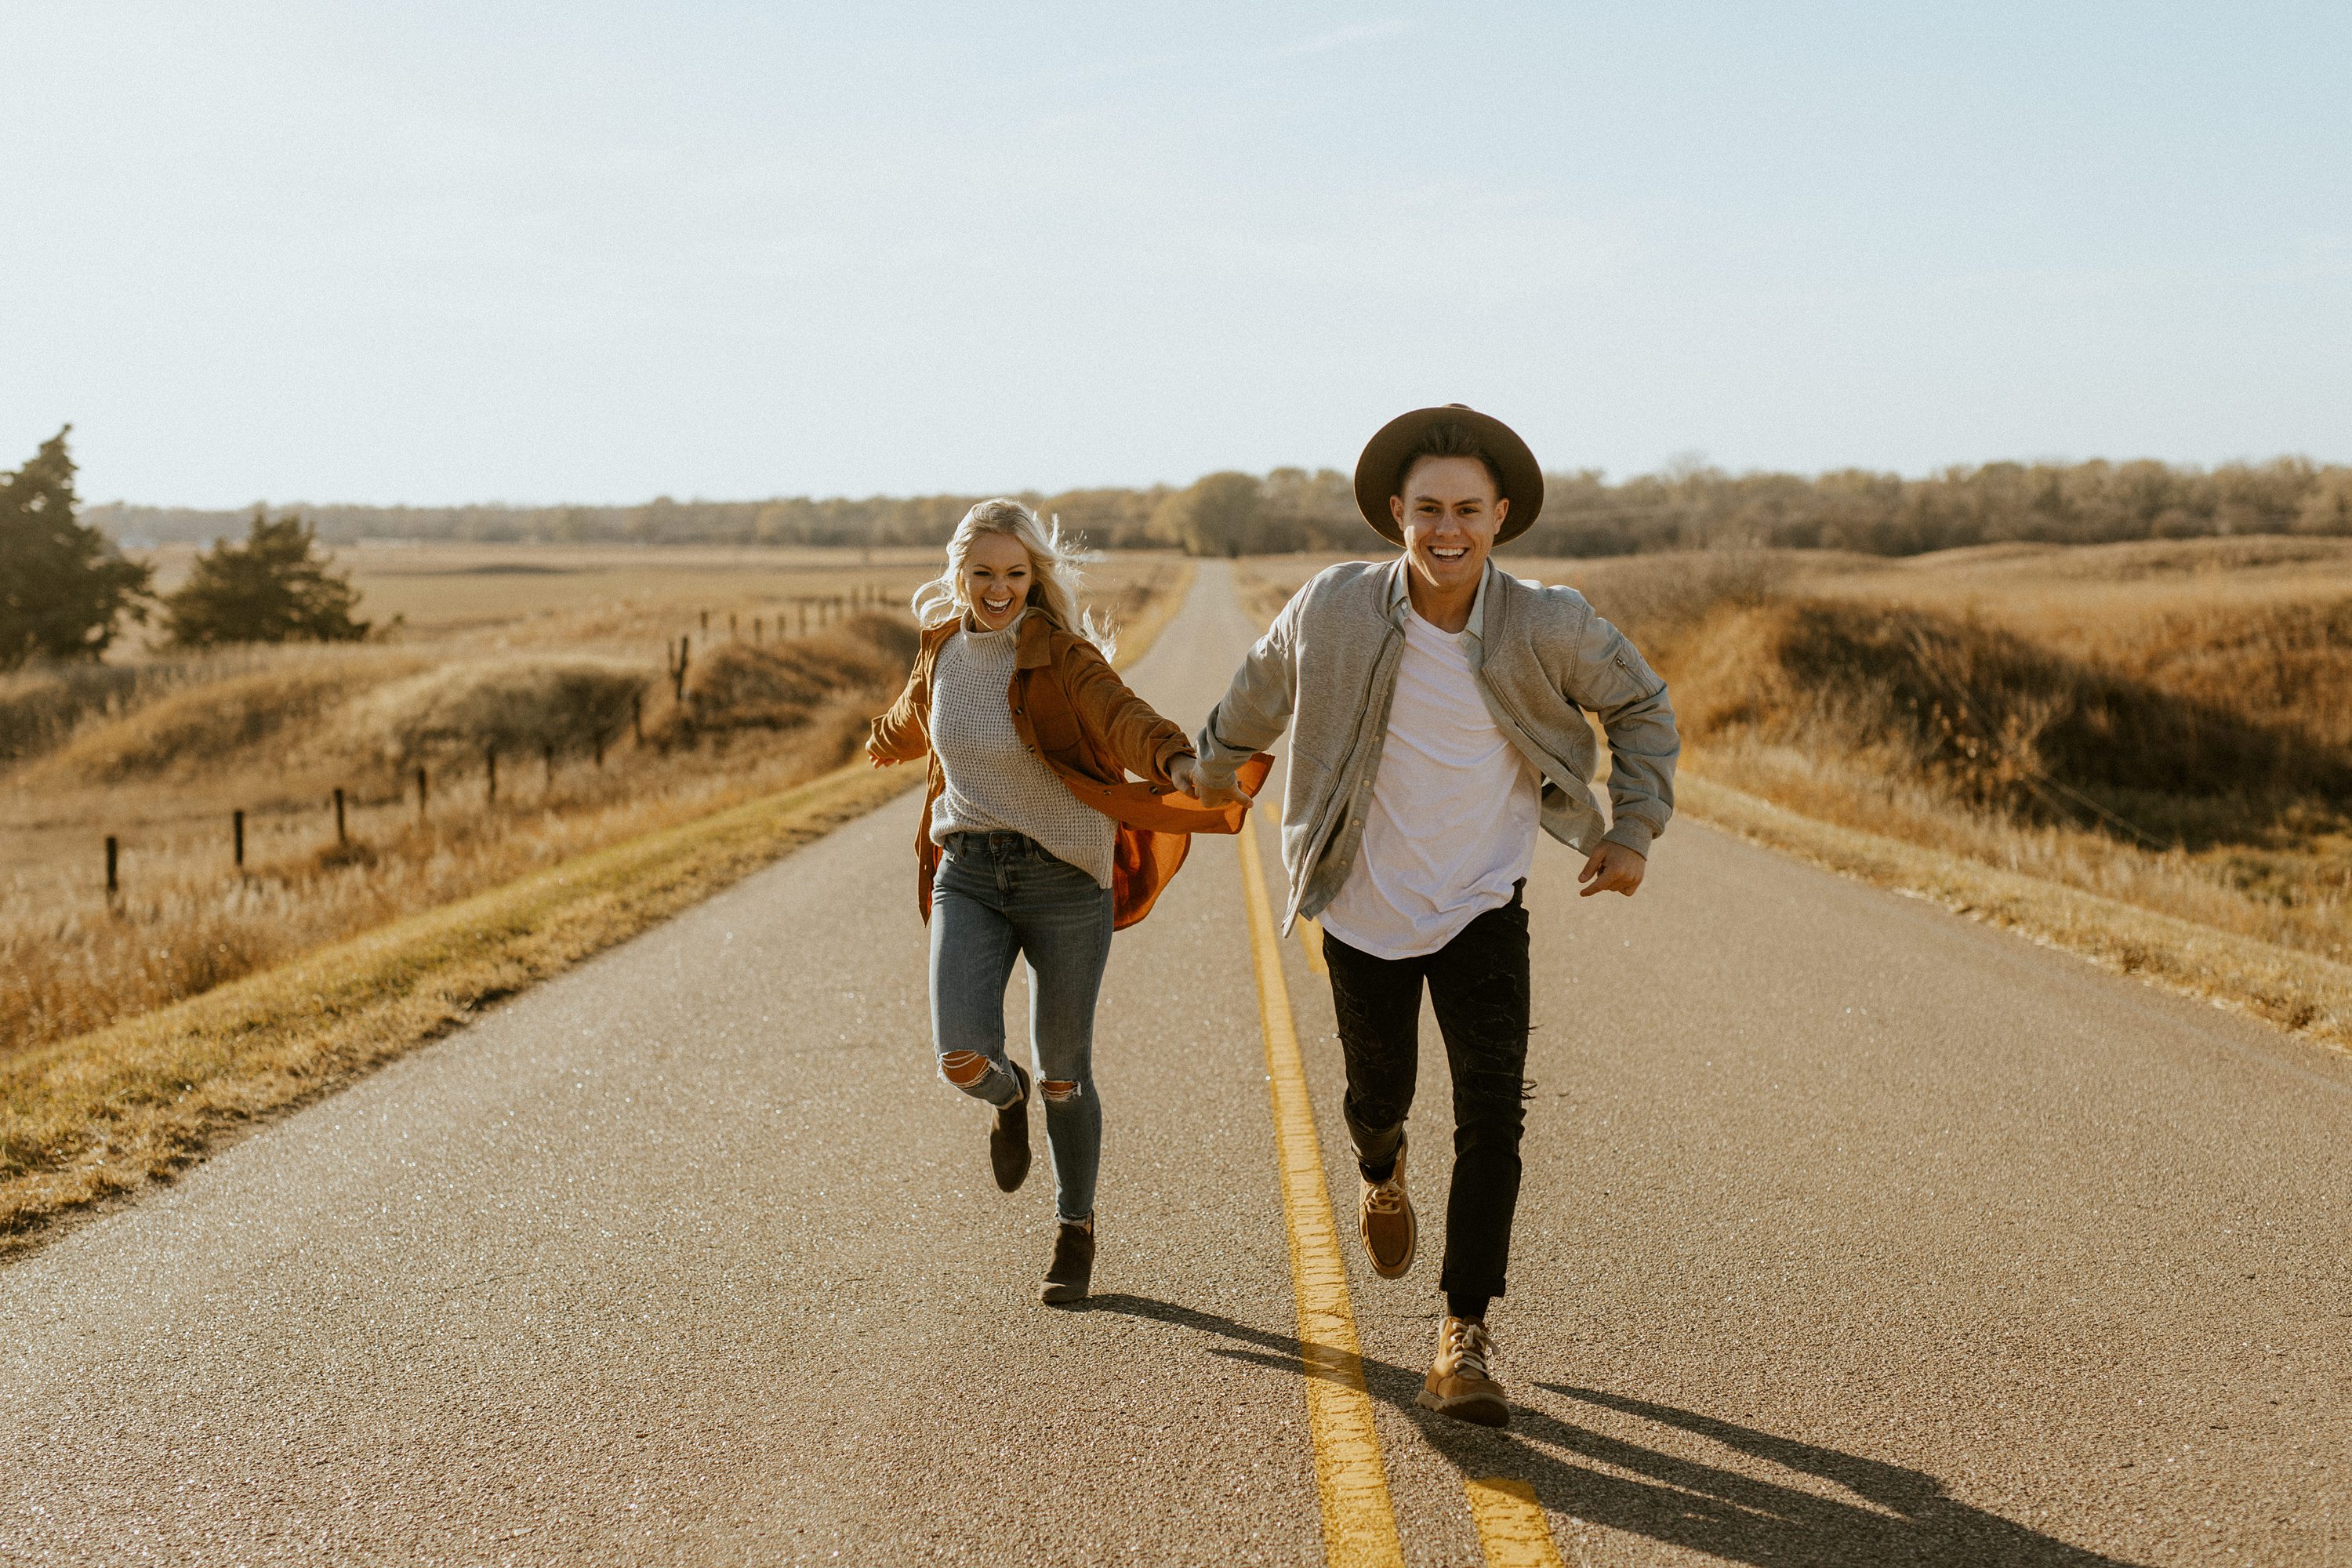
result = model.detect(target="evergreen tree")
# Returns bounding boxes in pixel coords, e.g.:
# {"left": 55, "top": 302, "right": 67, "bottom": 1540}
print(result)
{"left": 162, "top": 509, "right": 372, "bottom": 647}
{"left": 0, "top": 426, "right": 154, "bottom": 669}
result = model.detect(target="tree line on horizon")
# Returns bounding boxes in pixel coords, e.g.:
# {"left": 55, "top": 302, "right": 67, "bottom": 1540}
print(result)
{"left": 85, "top": 453, "right": 2352, "bottom": 559}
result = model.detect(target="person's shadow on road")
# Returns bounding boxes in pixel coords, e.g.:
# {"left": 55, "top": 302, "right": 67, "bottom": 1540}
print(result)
{"left": 1081, "top": 1294, "right": 2147, "bottom": 1568}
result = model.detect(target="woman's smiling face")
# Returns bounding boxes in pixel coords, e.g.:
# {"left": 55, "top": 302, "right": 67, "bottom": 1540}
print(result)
{"left": 961, "top": 530, "right": 1033, "bottom": 631}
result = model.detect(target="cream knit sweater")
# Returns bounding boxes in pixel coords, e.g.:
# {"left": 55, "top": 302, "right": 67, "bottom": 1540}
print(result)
{"left": 927, "top": 617, "right": 1116, "bottom": 887}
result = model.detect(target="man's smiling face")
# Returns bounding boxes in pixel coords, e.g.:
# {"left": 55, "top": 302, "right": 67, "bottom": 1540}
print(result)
{"left": 1391, "top": 455, "right": 1506, "bottom": 599}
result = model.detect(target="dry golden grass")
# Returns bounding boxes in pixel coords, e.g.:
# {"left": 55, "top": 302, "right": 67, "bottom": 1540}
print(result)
{"left": 2, "top": 626, "right": 905, "bottom": 1059}
{"left": 1559, "top": 547, "right": 2352, "bottom": 967}
{"left": 4, "top": 550, "right": 1184, "bottom": 1062}
{"left": 1234, "top": 542, "right": 2352, "bottom": 1050}
{"left": 0, "top": 554, "right": 1193, "bottom": 1251}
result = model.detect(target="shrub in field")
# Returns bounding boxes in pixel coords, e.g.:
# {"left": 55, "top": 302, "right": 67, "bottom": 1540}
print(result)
{"left": 0, "top": 662, "right": 145, "bottom": 766}
{"left": 162, "top": 510, "right": 370, "bottom": 648}
{"left": 352, "top": 658, "right": 646, "bottom": 765}
{"left": 21, "top": 656, "right": 422, "bottom": 787}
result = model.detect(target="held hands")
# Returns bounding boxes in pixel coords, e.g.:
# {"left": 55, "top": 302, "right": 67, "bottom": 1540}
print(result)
{"left": 1577, "top": 840, "right": 1647, "bottom": 898}
{"left": 1169, "top": 753, "right": 1240, "bottom": 808}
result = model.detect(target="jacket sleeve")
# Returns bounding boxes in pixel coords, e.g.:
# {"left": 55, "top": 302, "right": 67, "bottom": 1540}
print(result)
{"left": 866, "top": 650, "right": 932, "bottom": 765}
{"left": 1060, "top": 639, "right": 1192, "bottom": 786}
{"left": 1193, "top": 590, "right": 1298, "bottom": 789}
{"left": 1563, "top": 608, "right": 1679, "bottom": 856}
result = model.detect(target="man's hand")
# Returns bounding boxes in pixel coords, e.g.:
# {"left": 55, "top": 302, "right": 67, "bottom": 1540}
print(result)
{"left": 1171, "top": 753, "right": 1241, "bottom": 808}
{"left": 1577, "top": 840, "right": 1646, "bottom": 898}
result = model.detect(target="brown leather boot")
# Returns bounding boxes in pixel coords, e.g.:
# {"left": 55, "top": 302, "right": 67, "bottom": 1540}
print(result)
{"left": 1040, "top": 1218, "right": 1095, "bottom": 1305}
{"left": 1358, "top": 1134, "right": 1416, "bottom": 1279}
{"left": 989, "top": 1062, "right": 1032, "bottom": 1193}
{"left": 1417, "top": 1315, "right": 1508, "bottom": 1428}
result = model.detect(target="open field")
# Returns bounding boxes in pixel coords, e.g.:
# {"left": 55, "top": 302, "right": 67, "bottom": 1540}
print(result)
{"left": 1238, "top": 537, "right": 2352, "bottom": 1045}
{"left": 2, "top": 546, "right": 1185, "bottom": 1063}
{"left": 137, "top": 539, "right": 955, "bottom": 652}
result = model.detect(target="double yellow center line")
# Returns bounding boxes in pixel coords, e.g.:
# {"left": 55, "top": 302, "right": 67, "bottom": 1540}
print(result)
{"left": 1235, "top": 816, "right": 1566, "bottom": 1568}
{"left": 1236, "top": 820, "right": 1405, "bottom": 1565}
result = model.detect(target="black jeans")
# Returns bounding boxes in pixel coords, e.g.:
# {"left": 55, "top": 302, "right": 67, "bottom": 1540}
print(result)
{"left": 1322, "top": 890, "right": 1530, "bottom": 1304}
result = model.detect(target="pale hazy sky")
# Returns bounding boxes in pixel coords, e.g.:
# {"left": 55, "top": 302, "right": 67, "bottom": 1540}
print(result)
{"left": 4, "top": 2, "right": 2347, "bottom": 507}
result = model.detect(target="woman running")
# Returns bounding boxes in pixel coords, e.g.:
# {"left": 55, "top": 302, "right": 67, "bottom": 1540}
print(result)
{"left": 868, "top": 500, "right": 1261, "bottom": 1304}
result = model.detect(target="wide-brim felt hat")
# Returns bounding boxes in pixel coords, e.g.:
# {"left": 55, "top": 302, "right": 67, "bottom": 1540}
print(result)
{"left": 1353, "top": 404, "right": 1544, "bottom": 546}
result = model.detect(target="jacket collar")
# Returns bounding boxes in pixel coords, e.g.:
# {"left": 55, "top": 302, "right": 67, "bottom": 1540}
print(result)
{"left": 1381, "top": 555, "right": 1497, "bottom": 643}
{"left": 1013, "top": 608, "right": 1056, "bottom": 670}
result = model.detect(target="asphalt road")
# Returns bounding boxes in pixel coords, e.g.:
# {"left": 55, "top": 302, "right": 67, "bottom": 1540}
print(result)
{"left": 5, "top": 561, "right": 2349, "bottom": 1566}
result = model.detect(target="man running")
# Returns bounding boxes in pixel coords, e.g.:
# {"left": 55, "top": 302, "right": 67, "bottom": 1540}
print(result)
{"left": 1173, "top": 405, "right": 1679, "bottom": 1428}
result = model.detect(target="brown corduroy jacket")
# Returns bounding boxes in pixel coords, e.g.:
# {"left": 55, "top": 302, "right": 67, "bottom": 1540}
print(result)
{"left": 867, "top": 615, "right": 1270, "bottom": 930}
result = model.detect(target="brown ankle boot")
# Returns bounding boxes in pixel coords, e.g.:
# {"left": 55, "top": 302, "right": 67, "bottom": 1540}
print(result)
{"left": 1417, "top": 1315, "right": 1508, "bottom": 1428}
{"left": 1040, "top": 1218, "right": 1094, "bottom": 1305}
{"left": 989, "top": 1062, "right": 1032, "bottom": 1193}
{"left": 1359, "top": 1134, "right": 1416, "bottom": 1279}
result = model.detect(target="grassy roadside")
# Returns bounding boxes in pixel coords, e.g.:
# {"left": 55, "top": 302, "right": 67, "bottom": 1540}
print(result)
{"left": 0, "top": 561, "right": 1196, "bottom": 1255}
{"left": 1680, "top": 775, "right": 2352, "bottom": 1054}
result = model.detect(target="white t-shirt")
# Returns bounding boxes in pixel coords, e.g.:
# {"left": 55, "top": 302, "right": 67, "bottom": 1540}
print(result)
{"left": 1317, "top": 603, "right": 1541, "bottom": 960}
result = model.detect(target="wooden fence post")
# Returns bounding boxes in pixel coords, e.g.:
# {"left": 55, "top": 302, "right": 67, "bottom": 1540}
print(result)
{"left": 543, "top": 743, "right": 555, "bottom": 789}
{"left": 700, "top": 609, "right": 710, "bottom": 634}
{"left": 416, "top": 765, "right": 429, "bottom": 820}
{"left": 485, "top": 748, "right": 498, "bottom": 804}
{"left": 333, "top": 787, "right": 347, "bottom": 845}
{"left": 105, "top": 836, "right": 118, "bottom": 902}
{"left": 233, "top": 809, "right": 245, "bottom": 869}
{"left": 729, "top": 612, "right": 738, "bottom": 640}
{"left": 633, "top": 692, "right": 644, "bottom": 746}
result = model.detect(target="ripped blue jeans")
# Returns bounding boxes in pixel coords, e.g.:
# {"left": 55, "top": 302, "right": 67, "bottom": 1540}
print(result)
{"left": 930, "top": 832, "right": 1113, "bottom": 1223}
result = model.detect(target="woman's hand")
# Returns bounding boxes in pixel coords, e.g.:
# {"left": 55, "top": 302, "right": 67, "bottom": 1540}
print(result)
{"left": 1172, "top": 753, "right": 1233, "bottom": 805}
{"left": 1172, "top": 753, "right": 1247, "bottom": 808}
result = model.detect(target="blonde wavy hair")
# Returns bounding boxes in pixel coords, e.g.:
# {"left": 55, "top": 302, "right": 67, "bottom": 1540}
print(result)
{"left": 909, "top": 499, "right": 1116, "bottom": 661}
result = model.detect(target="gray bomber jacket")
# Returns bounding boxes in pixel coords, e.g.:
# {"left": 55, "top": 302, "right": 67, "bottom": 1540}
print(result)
{"left": 1194, "top": 556, "right": 1679, "bottom": 932}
